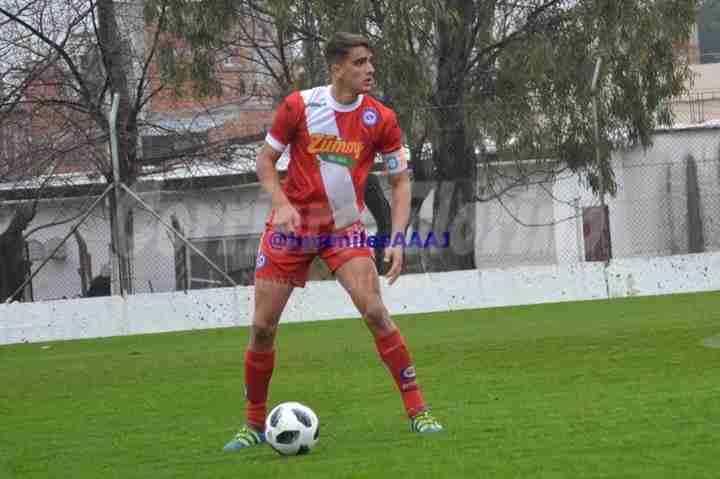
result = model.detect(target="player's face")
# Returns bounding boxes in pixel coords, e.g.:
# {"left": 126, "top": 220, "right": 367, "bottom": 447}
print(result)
{"left": 336, "top": 46, "right": 375, "bottom": 95}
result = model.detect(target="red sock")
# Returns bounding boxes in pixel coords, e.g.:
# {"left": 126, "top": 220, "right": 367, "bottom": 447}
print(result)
{"left": 375, "top": 329, "right": 426, "bottom": 418}
{"left": 244, "top": 349, "right": 275, "bottom": 431}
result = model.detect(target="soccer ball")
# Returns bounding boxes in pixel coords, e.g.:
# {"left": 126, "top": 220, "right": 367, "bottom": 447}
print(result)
{"left": 265, "top": 402, "right": 319, "bottom": 456}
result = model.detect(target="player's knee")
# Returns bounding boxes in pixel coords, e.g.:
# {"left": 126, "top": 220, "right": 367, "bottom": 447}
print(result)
{"left": 363, "top": 299, "right": 389, "bottom": 328}
{"left": 251, "top": 322, "right": 277, "bottom": 346}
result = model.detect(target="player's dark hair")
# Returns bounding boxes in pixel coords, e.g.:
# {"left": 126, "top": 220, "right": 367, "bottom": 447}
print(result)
{"left": 324, "top": 32, "right": 372, "bottom": 67}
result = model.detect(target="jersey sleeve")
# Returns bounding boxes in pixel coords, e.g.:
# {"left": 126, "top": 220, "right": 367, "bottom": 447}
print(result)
{"left": 377, "top": 110, "right": 408, "bottom": 175}
{"left": 266, "top": 92, "right": 303, "bottom": 152}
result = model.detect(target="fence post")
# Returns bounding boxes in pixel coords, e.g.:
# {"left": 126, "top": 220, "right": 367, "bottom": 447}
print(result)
{"left": 109, "top": 93, "right": 130, "bottom": 297}
{"left": 574, "top": 198, "right": 584, "bottom": 262}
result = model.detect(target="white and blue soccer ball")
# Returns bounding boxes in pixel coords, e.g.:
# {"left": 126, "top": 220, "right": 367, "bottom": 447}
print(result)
{"left": 265, "top": 402, "right": 319, "bottom": 455}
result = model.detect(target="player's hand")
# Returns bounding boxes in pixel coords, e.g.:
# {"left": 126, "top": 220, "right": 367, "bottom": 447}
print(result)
{"left": 274, "top": 203, "right": 301, "bottom": 234}
{"left": 383, "top": 245, "right": 404, "bottom": 285}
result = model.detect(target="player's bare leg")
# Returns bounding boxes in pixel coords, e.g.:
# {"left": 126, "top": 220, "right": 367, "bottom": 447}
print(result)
{"left": 224, "top": 279, "right": 294, "bottom": 451}
{"left": 335, "top": 256, "right": 395, "bottom": 338}
{"left": 248, "top": 278, "right": 294, "bottom": 352}
{"left": 335, "top": 256, "right": 443, "bottom": 433}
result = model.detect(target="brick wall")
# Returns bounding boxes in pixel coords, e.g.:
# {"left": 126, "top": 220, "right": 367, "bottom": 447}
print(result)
{"left": 145, "top": 27, "right": 276, "bottom": 145}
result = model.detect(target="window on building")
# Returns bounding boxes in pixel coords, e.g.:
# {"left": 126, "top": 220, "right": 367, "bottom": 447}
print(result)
{"left": 699, "top": 2, "right": 720, "bottom": 64}
{"left": 185, "top": 235, "right": 261, "bottom": 288}
{"left": 141, "top": 132, "right": 208, "bottom": 164}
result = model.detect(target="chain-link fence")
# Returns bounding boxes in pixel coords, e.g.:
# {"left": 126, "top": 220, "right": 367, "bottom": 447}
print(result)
{"left": 454, "top": 121, "right": 720, "bottom": 269}
{"left": 2, "top": 109, "right": 720, "bottom": 303}
{"left": 609, "top": 124, "right": 720, "bottom": 258}
{"left": 128, "top": 179, "right": 267, "bottom": 295}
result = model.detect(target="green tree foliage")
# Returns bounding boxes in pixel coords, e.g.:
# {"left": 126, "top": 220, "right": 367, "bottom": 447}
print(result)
{"left": 254, "top": 0, "right": 698, "bottom": 270}
{"left": 1, "top": 1, "right": 701, "bottom": 280}
{"left": 144, "top": 0, "right": 244, "bottom": 97}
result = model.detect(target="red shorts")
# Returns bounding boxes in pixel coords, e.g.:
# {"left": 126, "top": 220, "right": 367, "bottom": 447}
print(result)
{"left": 254, "top": 222, "right": 374, "bottom": 287}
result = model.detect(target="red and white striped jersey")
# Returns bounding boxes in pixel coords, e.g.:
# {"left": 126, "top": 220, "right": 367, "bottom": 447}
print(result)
{"left": 265, "top": 85, "right": 407, "bottom": 235}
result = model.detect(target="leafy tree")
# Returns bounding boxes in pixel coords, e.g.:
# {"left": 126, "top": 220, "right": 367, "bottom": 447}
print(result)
{"left": 1, "top": 0, "right": 701, "bottom": 301}
{"left": 0, "top": 0, "right": 265, "bottom": 298}
{"left": 241, "top": 0, "right": 699, "bottom": 271}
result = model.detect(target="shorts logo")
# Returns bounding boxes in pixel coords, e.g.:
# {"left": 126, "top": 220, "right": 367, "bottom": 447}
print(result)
{"left": 256, "top": 252, "right": 267, "bottom": 269}
{"left": 387, "top": 156, "right": 399, "bottom": 170}
{"left": 400, "top": 366, "right": 416, "bottom": 380}
{"left": 362, "top": 107, "right": 379, "bottom": 127}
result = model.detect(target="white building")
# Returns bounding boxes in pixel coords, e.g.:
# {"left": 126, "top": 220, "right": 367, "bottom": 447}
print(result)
{"left": 671, "top": 22, "right": 720, "bottom": 124}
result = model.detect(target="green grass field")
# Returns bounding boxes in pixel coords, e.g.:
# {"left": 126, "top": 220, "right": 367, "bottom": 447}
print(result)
{"left": 2, "top": 291, "right": 720, "bottom": 478}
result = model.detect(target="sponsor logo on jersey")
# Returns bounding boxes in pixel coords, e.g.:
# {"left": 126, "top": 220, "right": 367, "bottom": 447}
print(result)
{"left": 318, "top": 153, "right": 354, "bottom": 168}
{"left": 308, "top": 134, "right": 364, "bottom": 162}
{"left": 362, "top": 107, "right": 379, "bottom": 127}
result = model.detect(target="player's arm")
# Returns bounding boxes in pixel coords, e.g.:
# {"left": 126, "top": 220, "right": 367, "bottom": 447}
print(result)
{"left": 383, "top": 151, "right": 411, "bottom": 285}
{"left": 256, "top": 144, "right": 301, "bottom": 233}
{"left": 378, "top": 109, "right": 411, "bottom": 285}
{"left": 388, "top": 168, "right": 411, "bottom": 244}
{"left": 258, "top": 94, "right": 303, "bottom": 233}
{"left": 256, "top": 143, "right": 288, "bottom": 208}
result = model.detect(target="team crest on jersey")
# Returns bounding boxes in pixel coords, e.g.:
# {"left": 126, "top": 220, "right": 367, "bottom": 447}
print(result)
{"left": 256, "top": 252, "right": 267, "bottom": 269}
{"left": 362, "top": 107, "right": 379, "bottom": 127}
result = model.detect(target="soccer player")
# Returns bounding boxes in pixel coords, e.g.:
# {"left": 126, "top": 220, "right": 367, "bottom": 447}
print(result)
{"left": 224, "top": 32, "right": 443, "bottom": 451}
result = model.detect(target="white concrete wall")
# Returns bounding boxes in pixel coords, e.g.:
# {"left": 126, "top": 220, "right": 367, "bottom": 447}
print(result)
{"left": 606, "top": 253, "right": 720, "bottom": 298}
{"left": 2, "top": 252, "right": 719, "bottom": 346}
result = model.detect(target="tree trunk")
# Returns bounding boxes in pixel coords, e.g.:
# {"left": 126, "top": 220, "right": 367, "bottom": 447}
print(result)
{"left": 0, "top": 204, "right": 36, "bottom": 302}
{"left": 97, "top": 0, "right": 138, "bottom": 294}
{"left": 300, "top": 0, "right": 324, "bottom": 88}
{"left": 430, "top": 178, "right": 476, "bottom": 271}
{"left": 409, "top": 143, "right": 437, "bottom": 273}
{"left": 428, "top": 0, "right": 477, "bottom": 272}
{"left": 74, "top": 230, "right": 92, "bottom": 296}
{"left": 666, "top": 165, "right": 678, "bottom": 255}
{"left": 171, "top": 215, "right": 188, "bottom": 290}
{"left": 686, "top": 154, "right": 704, "bottom": 253}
